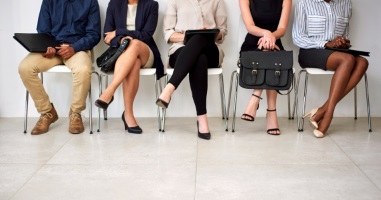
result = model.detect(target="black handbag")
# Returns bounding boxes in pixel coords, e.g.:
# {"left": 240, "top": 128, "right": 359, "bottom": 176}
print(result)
{"left": 96, "top": 38, "right": 130, "bottom": 73}
{"left": 238, "top": 50, "right": 293, "bottom": 94}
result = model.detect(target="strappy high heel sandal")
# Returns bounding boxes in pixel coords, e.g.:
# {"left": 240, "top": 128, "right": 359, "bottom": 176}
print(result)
{"left": 266, "top": 109, "right": 281, "bottom": 135}
{"left": 241, "top": 94, "right": 262, "bottom": 122}
{"left": 303, "top": 108, "right": 319, "bottom": 129}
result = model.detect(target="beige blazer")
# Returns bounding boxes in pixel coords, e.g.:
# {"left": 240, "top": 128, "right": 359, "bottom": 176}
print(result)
{"left": 163, "top": 0, "right": 228, "bottom": 66}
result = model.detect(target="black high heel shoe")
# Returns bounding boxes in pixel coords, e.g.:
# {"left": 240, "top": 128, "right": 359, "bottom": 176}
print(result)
{"left": 197, "top": 121, "right": 211, "bottom": 140}
{"left": 155, "top": 98, "right": 170, "bottom": 109}
{"left": 95, "top": 96, "right": 114, "bottom": 110}
{"left": 121, "top": 111, "right": 142, "bottom": 134}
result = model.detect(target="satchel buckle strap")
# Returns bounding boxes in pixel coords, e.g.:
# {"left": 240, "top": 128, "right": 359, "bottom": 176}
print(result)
{"left": 275, "top": 70, "right": 281, "bottom": 76}
{"left": 252, "top": 70, "right": 258, "bottom": 75}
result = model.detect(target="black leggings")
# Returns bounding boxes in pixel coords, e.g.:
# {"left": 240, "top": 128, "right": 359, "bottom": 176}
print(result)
{"left": 168, "top": 34, "right": 219, "bottom": 116}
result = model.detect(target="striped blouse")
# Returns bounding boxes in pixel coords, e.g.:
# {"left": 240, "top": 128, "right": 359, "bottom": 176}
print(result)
{"left": 292, "top": 0, "right": 352, "bottom": 49}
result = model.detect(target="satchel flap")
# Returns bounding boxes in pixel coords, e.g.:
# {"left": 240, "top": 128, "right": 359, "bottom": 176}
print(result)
{"left": 240, "top": 51, "right": 293, "bottom": 70}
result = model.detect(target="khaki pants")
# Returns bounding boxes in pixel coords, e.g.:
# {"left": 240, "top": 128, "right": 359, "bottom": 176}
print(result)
{"left": 18, "top": 51, "right": 92, "bottom": 114}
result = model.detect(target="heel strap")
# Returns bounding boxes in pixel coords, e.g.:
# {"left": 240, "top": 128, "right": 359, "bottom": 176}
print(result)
{"left": 252, "top": 94, "right": 263, "bottom": 100}
{"left": 267, "top": 109, "right": 277, "bottom": 112}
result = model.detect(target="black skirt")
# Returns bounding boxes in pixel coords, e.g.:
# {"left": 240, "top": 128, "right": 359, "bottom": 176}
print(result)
{"left": 298, "top": 48, "right": 335, "bottom": 70}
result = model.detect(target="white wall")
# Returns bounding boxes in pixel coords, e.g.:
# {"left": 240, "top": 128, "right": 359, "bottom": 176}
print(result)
{"left": 0, "top": 0, "right": 380, "bottom": 118}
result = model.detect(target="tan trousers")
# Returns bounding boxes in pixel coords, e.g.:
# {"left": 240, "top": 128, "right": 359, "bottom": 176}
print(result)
{"left": 18, "top": 51, "right": 92, "bottom": 114}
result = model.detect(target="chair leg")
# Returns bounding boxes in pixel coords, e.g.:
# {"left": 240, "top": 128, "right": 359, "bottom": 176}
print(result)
{"left": 155, "top": 76, "right": 162, "bottom": 131}
{"left": 103, "top": 75, "right": 109, "bottom": 120}
{"left": 288, "top": 72, "right": 296, "bottom": 119}
{"left": 354, "top": 86, "right": 357, "bottom": 120}
{"left": 227, "top": 71, "right": 237, "bottom": 120}
{"left": 95, "top": 72, "right": 101, "bottom": 132}
{"left": 364, "top": 73, "right": 372, "bottom": 132}
{"left": 24, "top": 90, "right": 29, "bottom": 134}
{"left": 296, "top": 70, "right": 308, "bottom": 132}
{"left": 88, "top": 83, "right": 93, "bottom": 134}
{"left": 161, "top": 74, "right": 169, "bottom": 132}
{"left": 232, "top": 72, "right": 239, "bottom": 132}
{"left": 219, "top": 73, "right": 228, "bottom": 131}
{"left": 292, "top": 69, "right": 304, "bottom": 120}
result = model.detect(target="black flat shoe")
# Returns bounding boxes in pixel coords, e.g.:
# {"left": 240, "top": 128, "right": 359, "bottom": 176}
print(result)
{"left": 121, "top": 111, "right": 142, "bottom": 134}
{"left": 197, "top": 121, "right": 211, "bottom": 140}
{"left": 95, "top": 96, "right": 114, "bottom": 110}
{"left": 155, "top": 98, "right": 169, "bottom": 109}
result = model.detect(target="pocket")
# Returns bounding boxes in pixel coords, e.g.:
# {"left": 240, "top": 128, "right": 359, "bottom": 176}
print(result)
{"left": 307, "top": 15, "right": 326, "bottom": 36}
{"left": 265, "top": 69, "right": 290, "bottom": 87}
{"left": 240, "top": 65, "right": 265, "bottom": 87}
{"left": 335, "top": 16, "right": 349, "bottom": 36}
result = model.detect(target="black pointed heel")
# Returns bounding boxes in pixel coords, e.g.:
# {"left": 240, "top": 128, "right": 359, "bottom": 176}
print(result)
{"left": 121, "top": 111, "right": 142, "bottom": 134}
{"left": 197, "top": 121, "right": 211, "bottom": 140}
{"left": 155, "top": 98, "right": 170, "bottom": 109}
{"left": 95, "top": 96, "right": 114, "bottom": 110}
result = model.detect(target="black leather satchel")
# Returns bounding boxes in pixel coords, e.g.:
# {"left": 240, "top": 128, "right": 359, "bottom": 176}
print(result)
{"left": 96, "top": 38, "right": 130, "bottom": 73}
{"left": 239, "top": 50, "right": 293, "bottom": 94}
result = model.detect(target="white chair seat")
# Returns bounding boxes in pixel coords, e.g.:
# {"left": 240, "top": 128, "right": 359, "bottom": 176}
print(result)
{"left": 46, "top": 65, "right": 71, "bottom": 73}
{"left": 305, "top": 68, "right": 334, "bottom": 75}
{"left": 140, "top": 68, "right": 156, "bottom": 76}
{"left": 165, "top": 68, "right": 223, "bottom": 75}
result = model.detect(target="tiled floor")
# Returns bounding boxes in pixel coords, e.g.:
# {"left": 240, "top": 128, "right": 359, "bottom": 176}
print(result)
{"left": 1, "top": 117, "right": 381, "bottom": 200}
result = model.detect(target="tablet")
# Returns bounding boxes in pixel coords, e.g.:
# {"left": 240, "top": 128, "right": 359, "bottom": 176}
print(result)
{"left": 13, "top": 33, "right": 61, "bottom": 52}
{"left": 184, "top": 29, "right": 220, "bottom": 45}
{"left": 326, "top": 47, "right": 370, "bottom": 57}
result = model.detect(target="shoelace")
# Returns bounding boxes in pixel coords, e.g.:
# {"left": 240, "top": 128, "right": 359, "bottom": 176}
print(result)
{"left": 69, "top": 112, "right": 85, "bottom": 122}
{"left": 38, "top": 113, "right": 53, "bottom": 122}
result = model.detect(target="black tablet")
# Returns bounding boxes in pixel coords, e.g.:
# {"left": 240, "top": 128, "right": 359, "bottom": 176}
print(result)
{"left": 184, "top": 29, "right": 220, "bottom": 45}
{"left": 326, "top": 47, "right": 370, "bottom": 57}
{"left": 14, "top": 33, "right": 60, "bottom": 52}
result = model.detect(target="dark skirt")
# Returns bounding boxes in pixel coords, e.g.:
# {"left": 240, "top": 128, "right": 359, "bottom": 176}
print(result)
{"left": 298, "top": 48, "right": 336, "bottom": 70}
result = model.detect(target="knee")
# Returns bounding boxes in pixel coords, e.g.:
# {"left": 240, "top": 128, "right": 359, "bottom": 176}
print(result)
{"left": 356, "top": 56, "right": 369, "bottom": 72}
{"left": 128, "top": 39, "right": 143, "bottom": 51}
{"left": 338, "top": 54, "right": 356, "bottom": 70}
{"left": 72, "top": 65, "right": 92, "bottom": 79}
{"left": 18, "top": 61, "right": 35, "bottom": 79}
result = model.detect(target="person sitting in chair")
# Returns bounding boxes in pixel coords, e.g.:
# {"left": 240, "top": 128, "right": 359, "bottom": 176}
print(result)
{"left": 18, "top": 0, "right": 101, "bottom": 135}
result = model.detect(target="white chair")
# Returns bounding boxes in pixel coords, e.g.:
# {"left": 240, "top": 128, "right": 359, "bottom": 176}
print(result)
{"left": 98, "top": 68, "right": 163, "bottom": 131}
{"left": 160, "top": 67, "right": 228, "bottom": 132}
{"left": 292, "top": 68, "right": 372, "bottom": 132}
{"left": 24, "top": 62, "right": 101, "bottom": 134}
{"left": 227, "top": 67, "right": 295, "bottom": 132}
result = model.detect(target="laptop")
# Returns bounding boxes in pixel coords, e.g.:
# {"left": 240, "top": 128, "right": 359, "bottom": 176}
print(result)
{"left": 184, "top": 29, "right": 220, "bottom": 45}
{"left": 13, "top": 33, "right": 61, "bottom": 52}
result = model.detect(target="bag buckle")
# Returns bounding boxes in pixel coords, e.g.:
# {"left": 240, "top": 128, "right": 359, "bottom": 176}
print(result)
{"left": 252, "top": 70, "right": 258, "bottom": 75}
{"left": 275, "top": 70, "right": 281, "bottom": 76}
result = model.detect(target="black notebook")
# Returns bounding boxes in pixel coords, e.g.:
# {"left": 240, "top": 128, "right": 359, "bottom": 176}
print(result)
{"left": 184, "top": 29, "right": 220, "bottom": 45}
{"left": 13, "top": 33, "right": 61, "bottom": 52}
{"left": 326, "top": 47, "right": 370, "bottom": 57}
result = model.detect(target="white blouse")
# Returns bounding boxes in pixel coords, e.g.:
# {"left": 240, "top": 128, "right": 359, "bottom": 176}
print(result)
{"left": 163, "top": 0, "right": 228, "bottom": 65}
{"left": 127, "top": 4, "right": 138, "bottom": 31}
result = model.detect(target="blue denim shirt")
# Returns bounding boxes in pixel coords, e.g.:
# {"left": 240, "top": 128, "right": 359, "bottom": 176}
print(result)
{"left": 37, "top": 0, "right": 101, "bottom": 52}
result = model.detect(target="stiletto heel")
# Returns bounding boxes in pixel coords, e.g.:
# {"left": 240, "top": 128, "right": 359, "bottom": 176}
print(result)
{"left": 266, "top": 109, "right": 280, "bottom": 135}
{"left": 197, "top": 121, "right": 211, "bottom": 140}
{"left": 121, "top": 111, "right": 142, "bottom": 134}
{"left": 313, "top": 129, "right": 325, "bottom": 138}
{"left": 95, "top": 96, "right": 114, "bottom": 110}
{"left": 303, "top": 108, "right": 319, "bottom": 129}
{"left": 241, "top": 94, "right": 262, "bottom": 122}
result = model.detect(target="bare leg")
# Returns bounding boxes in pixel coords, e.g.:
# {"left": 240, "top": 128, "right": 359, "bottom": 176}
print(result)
{"left": 122, "top": 59, "right": 142, "bottom": 127}
{"left": 312, "top": 55, "right": 368, "bottom": 132}
{"left": 98, "top": 40, "right": 150, "bottom": 103}
{"left": 241, "top": 89, "right": 263, "bottom": 121}
{"left": 266, "top": 90, "right": 280, "bottom": 135}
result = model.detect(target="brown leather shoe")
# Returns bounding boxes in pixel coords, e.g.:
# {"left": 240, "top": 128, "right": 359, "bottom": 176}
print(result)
{"left": 31, "top": 103, "right": 59, "bottom": 135}
{"left": 68, "top": 110, "right": 84, "bottom": 134}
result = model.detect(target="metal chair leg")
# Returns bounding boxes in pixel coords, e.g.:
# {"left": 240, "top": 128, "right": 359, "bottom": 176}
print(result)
{"left": 24, "top": 91, "right": 29, "bottom": 134}
{"left": 364, "top": 73, "right": 372, "bottom": 132}
{"left": 155, "top": 76, "right": 162, "bottom": 131}
{"left": 89, "top": 83, "right": 93, "bottom": 134}
{"left": 227, "top": 71, "right": 237, "bottom": 119}
{"left": 232, "top": 72, "right": 239, "bottom": 132}
{"left": 298, "top": 70, "right": 308, "bottom": 132}
{"left": 219, "top": 73, "right": 228, "bottom": 131}
{"left": 161, "top": 74, "right": 169, "bottom": 132}
{"left": 354, "top": 86, "right": 357, "bottom": 120}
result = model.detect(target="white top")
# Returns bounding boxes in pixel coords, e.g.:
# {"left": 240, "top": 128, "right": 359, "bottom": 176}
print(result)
{"left": 127, "top": 4, "right": 138, "bottom": 31}
{"left": 292, "top": 0, "right": 352, "bottom": 49}
{"left": 163, "top": 0, "right": 228, "bottom": 65}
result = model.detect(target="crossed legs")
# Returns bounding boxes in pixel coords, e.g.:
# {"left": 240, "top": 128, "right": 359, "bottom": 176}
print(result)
{"left": 97, "top": 40, "right": 150, "bottom": 127}
{"left": 310, "top": 52, "right": 368, "bottom": 135}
